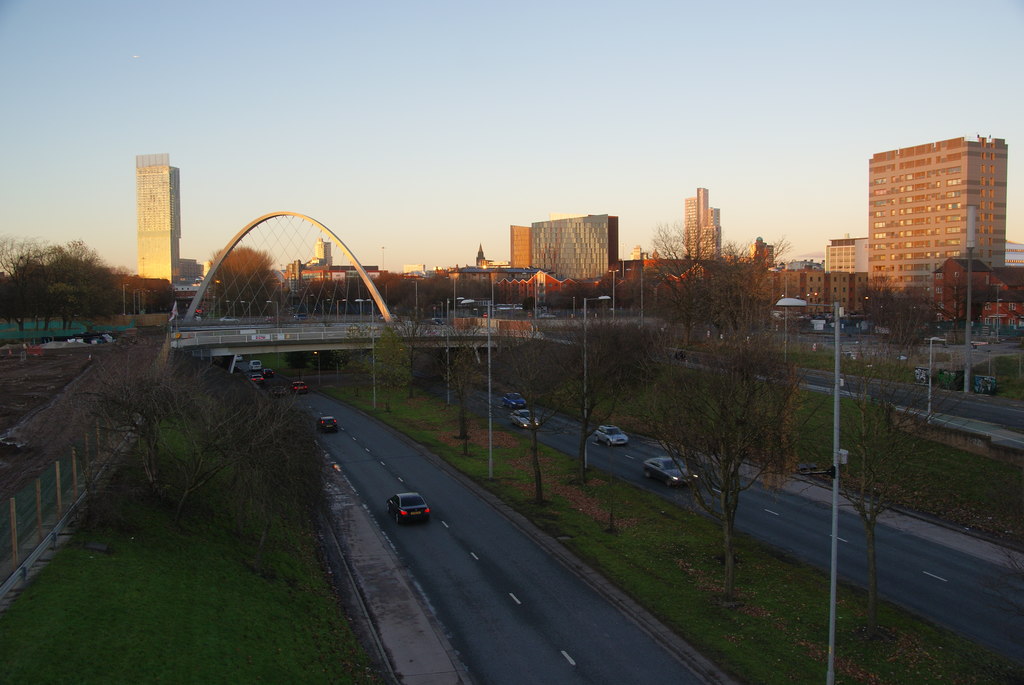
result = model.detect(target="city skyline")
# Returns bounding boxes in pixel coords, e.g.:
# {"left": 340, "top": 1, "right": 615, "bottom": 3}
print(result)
{"left": 1, "top": 1, "right": 1021, "bottom": 273}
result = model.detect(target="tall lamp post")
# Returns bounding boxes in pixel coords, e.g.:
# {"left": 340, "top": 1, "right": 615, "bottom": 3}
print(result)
{"left": 779, "top": 297, "right": 843, "bottom": 683}
{"left": 608, "top": 271, "right": 617, "bottom": 319}
{"left": 776, "top": 297, "right": 807, "bottom": 362}
{"left": 463, "top": 293, "right": 495, "bottom": 479}
{"left": 964, "top": 205, "right": 977, "bottom": 393}
{"left": 355, "top": 298, "right": 368, "bottom": 323}
{"left": 926, "top": 336, "right": 945, "bottom": 415}
{"left": 582, "top": 295, "right": 611, "bottom": 469}
{"left": 266, "top": 299, "right": 278, "bottom": 327}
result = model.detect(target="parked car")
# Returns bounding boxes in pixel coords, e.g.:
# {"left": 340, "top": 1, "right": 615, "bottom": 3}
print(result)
{"left": 594, "top": 425, "right": 629, "bottom": 446}
{"left": 501, "top": 392, "right": 527, "bottom": 409}
{"left": 642, "top": 457, "right": 696, "bottom": 487}
{"left": 219, "top": 317, "right": 240, "bottom": 323}
{"left": 261, "top": 368, "right": 275, "bottom": 379}
{"left": 317, "top": 416, "right": 339, "bottom": 432}
{"left": 386, "top": 492, "right": 431, "bottom": 524}
{"left": 509, "top": 408, "right": 538, "bottom": 428}
{"left": 290, "top": 380, "right": 309, "bottom": 394}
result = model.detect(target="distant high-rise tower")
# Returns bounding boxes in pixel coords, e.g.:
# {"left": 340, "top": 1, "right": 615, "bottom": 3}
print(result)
{"left": 868, "top": 136, "right": 1008, "bottom": 287}
{"left": 315, "top": 236, "right": 332, "bottom": 266}
{"left": 684, "top": 188, "right": 721, "bottom": 260}
{"left": 136, "top": 153, "right": 180, "bottom": 280}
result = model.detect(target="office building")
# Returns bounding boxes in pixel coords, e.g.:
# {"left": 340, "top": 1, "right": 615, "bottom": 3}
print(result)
{"left": 136, "top": 153, "right": 181, "bottom": 281}
{"left": 511, "top": 214, "right": 618, "bottom": 280}
{"left": 826, "top": 236, "right": 868, "bottom": 273}
{"left": 749, "top": 237, "right": 775, "bottom": 265}
{"left": 510, "top": 225, "right": 532, "bottom": 268}
{"left": 868, "top": 135, "right": 1008, "bottom": 288}
{"left": 684, "top": 188, "right": 721, "bottom": 260}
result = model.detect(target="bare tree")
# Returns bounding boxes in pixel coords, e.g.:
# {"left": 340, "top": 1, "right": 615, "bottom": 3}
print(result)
{"left": 646, "top": 336, "right": 801, "bottom": 601}
{"left": 838, "top": 366, "right": 932, "bottom": 636}
{"left": 559, "top": 319, "right": 660, "bottom": 483}
{"left": 443, "top": 329, "right": 483, "bottom": 455}
{"left": 863, "top": 276, "right": 936, "bottom": 352}
{"left": 494, "top": 332, "right": 567, "bottom": 503}
{"left": 0, "top": 236, "right": 48, "bottom": 333}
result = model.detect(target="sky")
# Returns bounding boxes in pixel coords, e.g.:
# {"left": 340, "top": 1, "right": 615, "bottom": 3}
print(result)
{"left": 1, "top": 0, "right": 1023, "bottom": 274}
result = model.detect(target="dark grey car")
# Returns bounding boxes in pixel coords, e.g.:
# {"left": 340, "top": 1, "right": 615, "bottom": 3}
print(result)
{"left": 642, "top": 457, "right": 695, "bottom": 487}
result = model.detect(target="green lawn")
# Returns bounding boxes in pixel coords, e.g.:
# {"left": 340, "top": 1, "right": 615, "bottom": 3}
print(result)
{"left": 329, "top": 384, "right": 1024, "bottom": 685}
{"left": 0, "top": 490, "right": 381, "bottom": 683}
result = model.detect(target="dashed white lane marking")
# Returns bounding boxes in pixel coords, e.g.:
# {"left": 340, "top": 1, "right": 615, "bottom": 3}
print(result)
{"left": 379, "top": 460, "right": 385, "bottom": 465}
{"left": 560, "top": 650, "right": 576, "bottom": 666}
{"left": 923, "top": 571, "right": 948, "bottom": 582}
{"left": 441, "top": 521, "right": 449, "bottom": 528}
{"left": 509, "top": 593, "right": 521, "bottom": 605}
{"left": 764, "top": 509, "right": 780, "bottom": 516}
{"left": 397, "top": 477, "right": 404, "bottom": 483}
{"left": 623, "top": 454, "right": 636, "bottom": 460}
{"left": 469, "top": 552, "right": 479, "bottom": 561}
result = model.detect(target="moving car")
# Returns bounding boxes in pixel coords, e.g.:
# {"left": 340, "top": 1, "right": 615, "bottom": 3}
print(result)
{"left": 642, "top": 456, "right": 696, "bottom": 487}
{"left": 594, "top": 425, "right": 629, "bottom": 446}
{"left": 261, "top": 368, "right": 275, "bottom": 379}
{"left": 249, "top": 372, "right": 265, "bottom": 385}
{"left": 317, "top": 416, "right": 339, "bottom": 432}
{"left": 386, "top": 492, "right": 431, "bottom": 524}
{"left": 290, "top": 380, "right": 309, "bottom": 394}
{"left": 501, "top": 392, "right": 527, "bottom": 409}
{"left": 509, "top": 408, "right": 538, "bottom": 428}
{"left": 269, "top": 386, "right": 287, "bottom": 398}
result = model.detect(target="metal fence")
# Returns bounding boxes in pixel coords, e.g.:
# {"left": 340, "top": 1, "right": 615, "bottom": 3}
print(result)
{"left": 0, "top": 450, "right": 86, "bottom": 601}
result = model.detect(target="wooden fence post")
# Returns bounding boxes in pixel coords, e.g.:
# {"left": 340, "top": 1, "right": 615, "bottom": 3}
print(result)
{"left": 55, "top": 460, "right": 63, "bottom": 518}
{"left": 9, "top": 497, "right": 17, "bottom": 566}
{"left": 35, "top": 480, "right": 43, "bottom": 544}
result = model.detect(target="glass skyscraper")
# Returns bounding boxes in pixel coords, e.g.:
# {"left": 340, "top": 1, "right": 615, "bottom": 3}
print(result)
{"left": 136, "top": 153, "right": 180, "bottom": 280}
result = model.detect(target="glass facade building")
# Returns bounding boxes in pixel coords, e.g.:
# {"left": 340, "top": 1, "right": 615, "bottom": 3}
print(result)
{"left": 136, "top": 153, "right": 180, "bottom": 281}
{"left": 518, "top": 214, "right": 618, "bottom": 280}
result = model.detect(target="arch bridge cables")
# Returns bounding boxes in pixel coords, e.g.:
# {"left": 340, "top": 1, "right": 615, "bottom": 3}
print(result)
{"left": 184, "top": 212, "right": 393, "bottom": 322}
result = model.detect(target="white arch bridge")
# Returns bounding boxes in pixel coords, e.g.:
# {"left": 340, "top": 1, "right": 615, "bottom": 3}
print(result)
{"left": 184, "top": 212, "right": 393, "bottom": 323}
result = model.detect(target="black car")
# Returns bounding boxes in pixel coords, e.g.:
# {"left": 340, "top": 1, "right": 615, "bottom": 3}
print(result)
{"left": 261, "top": 368, "right": 275, "bottom": 379}
{"left": 317, "top": 416, "right": 339, "bottom": 432}
{"left": 386, "top": 492, "right": 431, "bottom": 524}
{"left": 642, "top": 457, "right": 696, "bottom": 487}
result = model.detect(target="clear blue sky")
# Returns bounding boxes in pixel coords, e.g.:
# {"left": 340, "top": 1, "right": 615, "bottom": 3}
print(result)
{"left": 2, "top": 0, "right": 1022, "bottom": 273}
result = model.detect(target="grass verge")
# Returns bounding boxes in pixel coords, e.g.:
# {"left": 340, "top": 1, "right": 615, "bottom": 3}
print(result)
{"left": 0, "top": 485, "right": 381, "bottom": 683}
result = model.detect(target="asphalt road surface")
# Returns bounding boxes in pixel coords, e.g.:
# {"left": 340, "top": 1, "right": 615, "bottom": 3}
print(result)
{"left": 531, "top": 409, "right": 1024, "bottom": 665}
{"left": 304, "top": 393, "right": 719, "bottom": 684}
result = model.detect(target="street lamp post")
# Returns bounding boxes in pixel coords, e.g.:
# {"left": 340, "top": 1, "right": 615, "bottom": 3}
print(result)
{"left": 826, "top": 300, "right": 846, "bottom": 685}
{"left": 926, "top": 336, "right": 945, "bottom": 415}
{"left": 463, "top": 294, "right": 495, "bottom": 479}
{"left": 775, "top": 297, "right": 807, "bottom": 362}
{"left": 582, "top": 295, "right": 611, "bottom": 470}
{"left": 608, "top": 271, "right": 617, "bottom": 319}
{"left": 266, "top": 300, "right": 278, "bottom": 327}
{"left": 964, "top": 206, "right": 977, "bottom": 393}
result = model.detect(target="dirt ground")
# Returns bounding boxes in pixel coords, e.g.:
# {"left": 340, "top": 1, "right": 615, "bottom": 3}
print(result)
{"left": 0, "top": 333, "right": 162, "bottom": 501}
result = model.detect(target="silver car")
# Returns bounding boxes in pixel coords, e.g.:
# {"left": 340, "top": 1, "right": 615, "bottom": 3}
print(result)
{"left": 594, "top": 425, "right": 629, "bottom": 446}
{"left": 509, "top": 409, "right": 538, "bottom": 428}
